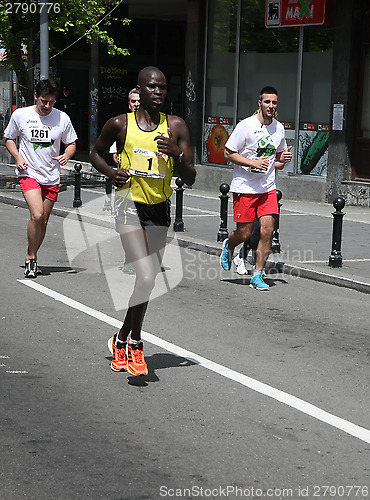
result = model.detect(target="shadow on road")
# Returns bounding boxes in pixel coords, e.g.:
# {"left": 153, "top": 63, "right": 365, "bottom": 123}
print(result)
{"left": 105, "top": 352, "right": 197, "bottom": 387}
{"left": 221, "top": 276, "right": 289, "bottom": 287}
{"left": 19, "top": 266, "right": 86, "bottom": 275}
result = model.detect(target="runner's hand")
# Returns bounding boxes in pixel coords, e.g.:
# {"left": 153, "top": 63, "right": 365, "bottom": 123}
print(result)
{"left": 111, "top": 168, "right": 131, "bottom": 187}
{"left": 253, "top": 156, "right": 269, "bottom": 170}
{"left": 53, "top": 154, "right": 69, "bottom": 166}
{"left": 281, "top": 145, "right": 293, "bottom": 163}
{"left": 16, "top": 157, "right": 28, "bottom": 172}
{"left": 154, "top": 128, "right": 181, "bottom": 159}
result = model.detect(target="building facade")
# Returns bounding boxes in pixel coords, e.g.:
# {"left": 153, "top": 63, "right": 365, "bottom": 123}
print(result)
{"left": 1, "top": 0, "right": 369, "bottom": 206}
{"left": 185, "top": 0, "right": 370, "bottom": 206}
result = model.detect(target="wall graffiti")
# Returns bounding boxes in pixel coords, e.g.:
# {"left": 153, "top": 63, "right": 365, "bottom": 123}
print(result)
{"left": 101, "top": 86, "right": 127, "bottom": 101}
{"left": 100, "top": 66, "right": 127, "bottom": 80}
{"left": 90, "top": 87, "right": 98, "bottom": 140}
{"left": 186, "top": 71, "right": 196, "bottom": 102}
{"left": 90, "top": 88, "right": 98, "bottom": 110}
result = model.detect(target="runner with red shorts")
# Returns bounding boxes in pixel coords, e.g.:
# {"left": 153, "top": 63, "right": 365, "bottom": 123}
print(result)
{"left": 4, "top": 79, "right": 77, "bottom": 278}
{"left": 220, "top": 86, "right": 292, "bottom": 290}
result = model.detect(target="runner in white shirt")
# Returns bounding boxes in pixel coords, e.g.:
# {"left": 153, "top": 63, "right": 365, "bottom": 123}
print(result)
{"left": 4, "top": 79, "right": 77, "bottom": 278}
{"left": 220, "top": 86, "right": 292, "bottom": 290}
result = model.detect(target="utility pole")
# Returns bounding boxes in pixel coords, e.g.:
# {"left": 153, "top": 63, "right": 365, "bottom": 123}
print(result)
{"left": 39, "top": 0, "right": 49, "bottom": 79}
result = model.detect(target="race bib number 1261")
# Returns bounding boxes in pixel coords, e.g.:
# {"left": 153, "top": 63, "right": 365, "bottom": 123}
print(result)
{"left": 30, "top": 127, "right": 51, "bottom": 143}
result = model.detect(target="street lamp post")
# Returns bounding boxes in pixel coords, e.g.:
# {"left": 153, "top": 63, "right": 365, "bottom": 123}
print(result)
{"left": 39, "top": 1, "right": 49, "bottom": 80}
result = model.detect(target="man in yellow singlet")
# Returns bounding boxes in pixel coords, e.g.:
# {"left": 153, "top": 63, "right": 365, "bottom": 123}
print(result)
{"left": 90, "top": 66, "right": 196, "bottom": 377}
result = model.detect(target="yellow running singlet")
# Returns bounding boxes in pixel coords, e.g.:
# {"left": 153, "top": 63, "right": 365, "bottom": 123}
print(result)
{"left": 116, "top": 112, "right": 174, "bottom": 205}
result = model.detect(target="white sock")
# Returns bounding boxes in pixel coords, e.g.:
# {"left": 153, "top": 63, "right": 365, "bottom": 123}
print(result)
{"left": 253, "top": 269, "right": 262, "bottom": 277}
{"left": 129, "top": 338, "right": 140, "bottom": 345}
{"left": 115, "top": 334, "right": 126, "bottom": 346}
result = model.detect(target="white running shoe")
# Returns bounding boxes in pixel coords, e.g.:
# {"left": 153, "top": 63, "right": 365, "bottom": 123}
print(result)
{"left": 234, "top": 254, "right": 248, "bottom": 275}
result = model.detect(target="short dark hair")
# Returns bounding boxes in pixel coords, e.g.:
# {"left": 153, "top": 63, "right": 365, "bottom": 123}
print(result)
{"left": 259, "top": 86, "right": 278, "bottom": 100}
{"left": 35, "top": 79, "right": 59, "bottom": 98}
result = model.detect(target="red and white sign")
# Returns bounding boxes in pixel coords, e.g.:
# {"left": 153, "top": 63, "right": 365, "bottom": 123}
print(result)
{"left": 304, "top": 123, "right": 316, "bottom": 130}
{"left": 265, "top": 0, "right": 332, "bottom": 28}
{"left": 207, "top": 116, "right": 232, "bottom": 125}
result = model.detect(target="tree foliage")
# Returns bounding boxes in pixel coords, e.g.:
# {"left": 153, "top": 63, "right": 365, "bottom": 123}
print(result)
{"left": 0, "top": 0, "right": 130, "bottom": 104}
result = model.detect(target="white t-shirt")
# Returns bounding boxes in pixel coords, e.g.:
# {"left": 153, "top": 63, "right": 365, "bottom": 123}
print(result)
{"left": 4, "top": 105, "right": 77, "bottom": 185}
{"left": 109, "top": 142, "right": 117, "bottom": 154}
{"left": 225, "top": 114, "right": 286, "bottom": 194}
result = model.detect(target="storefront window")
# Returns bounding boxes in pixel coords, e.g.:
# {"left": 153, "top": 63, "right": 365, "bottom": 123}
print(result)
{"left": 203, "top": 0, "right": 238, "bottom": 165}
{"left": 298, "top": 27, "right": 334, "bottom": 176}
{"left": 238, "top": 1, "right": 299, "bottom": 123}
{"left": 203, "top": 0, "right": 334, "bottom": 176}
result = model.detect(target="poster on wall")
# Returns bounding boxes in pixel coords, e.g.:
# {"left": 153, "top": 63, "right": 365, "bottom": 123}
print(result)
{"left": 0, "top": 46, "right": 6, "bottom": 62}
{"left": 203, "top": 117, "right": 234, "bottom": 165}
{"left": 203, "top": 119, "right": 330, "bottom": 175}
{"left": 283, "top": 126, "right": 295, "bottom": 174}
{"left": 299, "top": 125, "right": 330, "bottom": 176}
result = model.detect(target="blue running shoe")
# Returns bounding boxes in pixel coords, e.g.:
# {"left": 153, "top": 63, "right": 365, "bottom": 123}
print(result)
{"left": 220, "top": 239, "right": 233, "bottom": 270}
{"left": 249, "top": 273, "right": 269, "bottom": 290}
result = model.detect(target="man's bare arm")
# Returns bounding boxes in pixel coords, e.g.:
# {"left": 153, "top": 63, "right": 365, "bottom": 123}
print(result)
{"left": 89, "top": 115, "right": 130, "bottom": 187}
{"left": 4, "top": 138, "right": 28, "bottom": 171}
{"left": 157, "top": 115, "right": 196, "bottom": 186}
{"left": 53, "top": 142, "right": 76, "bottom": 166}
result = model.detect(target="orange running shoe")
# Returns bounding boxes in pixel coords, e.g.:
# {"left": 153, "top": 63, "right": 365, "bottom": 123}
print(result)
{"left": 126, "top": 341, "right": 148, "bottom": 376}
{"left": 108, "top": 334, "right": 127, "bottom": 372}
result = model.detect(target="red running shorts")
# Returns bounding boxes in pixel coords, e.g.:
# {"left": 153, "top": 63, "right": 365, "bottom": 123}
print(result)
{"left": 233, "top": 189, "right": 278, "bottom": 223}
{"left": 19, "top": 177, "right": 59, "bottom": 202}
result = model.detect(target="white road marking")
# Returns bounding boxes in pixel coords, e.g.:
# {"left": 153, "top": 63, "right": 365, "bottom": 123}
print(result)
{"left": 182, "top": 205, "right": 218, "bottom": 215}
{"left": 18, "top": 279, "right": 370, "bottom": 444}
{"left": 182, "top": 214, "right": 218, "bottom": 218}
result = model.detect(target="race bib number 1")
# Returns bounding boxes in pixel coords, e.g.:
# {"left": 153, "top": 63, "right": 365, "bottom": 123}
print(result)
{"left": 130, "top": 147, "right": 167, "bottom": 179}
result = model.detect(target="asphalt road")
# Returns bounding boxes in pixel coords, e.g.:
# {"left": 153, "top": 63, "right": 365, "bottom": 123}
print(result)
{"left": 1, "top": 202, "right": 369, "bottom": 500}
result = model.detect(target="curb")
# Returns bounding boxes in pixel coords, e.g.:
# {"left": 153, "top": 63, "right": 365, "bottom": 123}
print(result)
{"left": 1, "top": 192, "right": 369, "bottom": 294}
{"left": 282, "top": 263, "right": 370, "bottom": 294}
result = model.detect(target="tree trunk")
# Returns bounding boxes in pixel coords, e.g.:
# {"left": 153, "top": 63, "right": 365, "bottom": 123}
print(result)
{"left": 14, "top": 36, "right": 34, "bottom": 106}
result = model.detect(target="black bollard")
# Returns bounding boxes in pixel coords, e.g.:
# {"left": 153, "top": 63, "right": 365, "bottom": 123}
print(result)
{"left": 271, "top": 189, "right": 282, "bottom": 254}
{"left": 217, "top": 183, "right": 230, "bottom": 242}
{"left": 329, "top": 197, "right": 345, "bottom": 268}
{"left": 173, "top": 177, "right": 185, "bottom": 232}
{"left": 73, "top": 163, "right": 82, "bottom": 207}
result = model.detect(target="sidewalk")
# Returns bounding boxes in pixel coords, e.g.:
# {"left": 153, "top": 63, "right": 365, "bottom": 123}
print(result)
{"left": 1, "top": 161, "right": 370, "bottom": 294}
